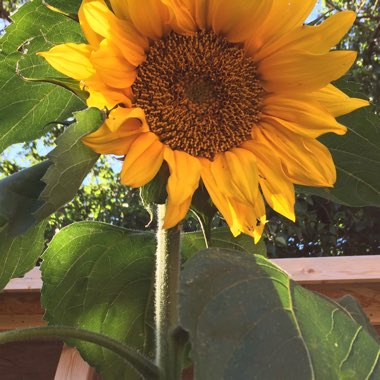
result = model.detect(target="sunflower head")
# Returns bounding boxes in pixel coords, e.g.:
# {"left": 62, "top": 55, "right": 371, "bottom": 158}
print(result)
{"left": 38, "top": 0, "right": 369, "bottom": 242}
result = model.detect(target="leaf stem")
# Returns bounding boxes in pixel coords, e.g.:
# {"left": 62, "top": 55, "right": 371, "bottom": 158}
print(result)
{"left": 155, "top": 204, "right": 184, "bottom": 379}
{"left": 0, "top": 326, "right": 159, "bottom": 379}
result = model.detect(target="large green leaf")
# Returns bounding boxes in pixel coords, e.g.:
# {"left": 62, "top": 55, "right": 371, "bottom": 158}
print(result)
{"left": 179, "top": 249, "right": 380, "bottom": 380}
{"left": 0, "top": 0, "right": 85, "bottom": 153}
{"left": 0, "top": 221, "right": 46, "bottom": 291}
{"left": 41, "top": 222, "right": 156, "bottom": 380}
{"left": 300, "top": 82, "right": 380, "bottom": 207}
{"left": 34, "top": 108, "right": 103, "bottom": 220}
{"left": 0, "top": 161, "right": 51, "bottom": 235}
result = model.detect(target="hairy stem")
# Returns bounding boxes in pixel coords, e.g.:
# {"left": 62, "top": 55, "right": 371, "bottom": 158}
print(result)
{"left": 155, "top": 204, "right": 183, "bottom": 379}
{"left": 0, "top": 326, "right": 159, "bottom": 379}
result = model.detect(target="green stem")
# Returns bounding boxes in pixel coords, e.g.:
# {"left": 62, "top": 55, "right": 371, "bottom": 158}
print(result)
{"left": 155, "top": 204, "right": 183, "bottom": 379}
{"left": 0, "top": 326, "right": 159, "bottom": 380}
{"left": 192, "top": 210, "right": 212, "bottom": 248}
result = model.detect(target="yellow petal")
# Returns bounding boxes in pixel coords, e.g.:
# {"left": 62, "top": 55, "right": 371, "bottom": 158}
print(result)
{"left": 262, "top": 94, "right": 347, "bottom": 138}
{"left": 200, "top": 158, "right": 266, "bottom": 243}
{"left": 109, "top": 0, "right": 132, "bottom": 21}
{"left": 208, "top": 0, "right": 273, "bottom": 43}
{"left": 163, "top": 149, "right": 201, "bottom": 228}
{"left": 91, "top": 39, "right": 137, "bottom": 88}
{"left": 312, "top": 84, "right": 370, "bottom": 117}
{"left": 242, "top": 141, "right": 295, "bottom": 222}
{"left": 37, "top": 43, "right": 94, "bottom": 80}
{"left": 78, "top": 0, "right": 103, "bottom": 47}
{"left": 245, "top": 0, "right": 316, "bottom": 54}
{"left": 254, "top": 11, "right": 356, "bottom": 61}
{"left": 82, "top": 0, "right": 148, "bottom": 66}
{"left": 85, "top": 74, "right": 133, "bottom": 109}
{"left": 105, "top": 107, "right": 149, "bottom": 132}
{"left": 259, "top": 51, "right": 357, "bottom": 93}
{"left": 161, "top": 0, "right": 197, "bottom": 35}
{"left": 211, "top": 149, "right": 259, "bottom": 206}
{"left": 124, "top": 0, "right": 170, "bottom": 39}
{"left": 83, "top": 108, "right": 147, "bottom": 155}
{"left": 121, "top": 132, "right": 164, "bottom": 187}
{"left": 254, "top": 122, "right": 336, "bottom": 187}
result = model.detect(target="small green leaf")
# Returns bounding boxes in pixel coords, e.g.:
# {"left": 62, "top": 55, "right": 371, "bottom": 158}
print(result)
{"left": 0, "top": 221, "right": 47, "bottom": 291}
{"left": 179, "top": 249, "right": 380, "bottom": 380}
{"left": 0, "top": 0, "right": 85, "bottom": 153}
{"left": 34, "top": 108, "right": 103, "bottom": 221}
{"left": 41, "top": 222, "right": 156, "bottom": 380}
{"left": 182, "top": 227, "right": 267, "bottom": 259}
{"left": 0, "top": 161, "right": 51, "bottom": 235}
{"left": 299, "top": 81, "right": 380, "bottom": 207}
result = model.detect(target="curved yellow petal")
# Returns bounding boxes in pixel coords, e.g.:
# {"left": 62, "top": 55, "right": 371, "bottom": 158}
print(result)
{"left": 255, "top": 11, "right": 356, "bottom": 61}
{"left": 82, "top": 0, "right": 148, "bottom": 66}
{"left": 109, "top": 0, "right": 132, "bottom": 21}
{"left": 255, "top": 122, "right": 336, "bottom": 187}
{"left": 245, "top": 0, "right": 316, "bottom": 54}
{"left": 242, "top": 141, "right": 295, "bottom": 222}
{"left": 85, "top": 82, "right": 132, "bottom": 109}
{"left": 91, "top": 40, "right": 137, "bottom": 89}
{"left": 312, "top": 84, "right": 370, "bottom": 117}
{"left": 106, "top": 107, "right": 149, "bottom": 132}
{"left": 121, "top": 132, "right": 164, "bottom": 187}
{"left": 211, "top": 149, "right": 259, "bottom": 206}
{"left": 259, "top": 51, "right": 357, "bottom": 93}
{"left": 163, "top": 149, "right": 201, "bottom": 228}
{"left": 208, "top": 0, "right": 273, "bottom": 43}
{"left": 160, "top": 0, "right": 197, "bottom": 35}
{"left": 78, "top": 0, "right": 103, "bottom": 47}
{"left": 200, "top": 157, "right": 266, "bottom": 243}
{"left": 262, "top": 94, "right": 347, "bottom": 137}
{"left": 124, "top": 0, "right": 170, "bottom": 39}
{"left": 37, "top": 43, "right": 94, "bottom": 81}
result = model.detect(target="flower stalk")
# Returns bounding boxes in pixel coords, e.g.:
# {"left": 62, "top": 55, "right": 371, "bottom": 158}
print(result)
{"left": 155, "top": 204, "right": 183, "bottom": 379}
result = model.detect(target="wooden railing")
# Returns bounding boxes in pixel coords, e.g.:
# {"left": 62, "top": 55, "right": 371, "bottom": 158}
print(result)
{"left": 1, "top": 256, "right": 379, "bottom": 379}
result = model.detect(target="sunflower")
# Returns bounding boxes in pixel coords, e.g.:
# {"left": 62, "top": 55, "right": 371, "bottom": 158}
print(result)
{"left": 38, "top": 0, "right": 368, "bottom": 242}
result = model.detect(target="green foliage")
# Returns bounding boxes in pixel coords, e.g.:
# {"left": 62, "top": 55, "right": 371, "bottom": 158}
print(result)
{"left": 35, "top": 108, "right": 103, "bottom": 220}
{"left": 0, "top": 161, "right": 51, "bottom": 235}
{"left": 0, "top": 221, "right": 46, "bottom": 290}
{"left": 179, "top": 248, "right": 380, "bottom": 379}
{"left": 301, "top": 82, "right": 380, "bottom": 207}
{"left": 0, "top": 0, "right": 84, "bottom": 153}
{"left": 323, "top": 0, "right": 380, "bottom": 112}
{"left": 41, "top": 222, "right": 156, "bottom": 380}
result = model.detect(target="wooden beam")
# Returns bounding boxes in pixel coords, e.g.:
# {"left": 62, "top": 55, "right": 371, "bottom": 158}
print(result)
{"left": 54, "top": 344, "right": 100, "bottom": 380}
{"left": 273, "top": 256, "right": 380, "bottom": 284}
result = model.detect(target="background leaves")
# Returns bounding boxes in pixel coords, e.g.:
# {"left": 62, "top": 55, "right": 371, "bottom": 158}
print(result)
{"left": 0, "top": 0, "right": 85, "bottom": 153}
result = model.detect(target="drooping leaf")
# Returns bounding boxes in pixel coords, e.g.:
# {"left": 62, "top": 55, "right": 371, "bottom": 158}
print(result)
{"left": 0, "top": 0, "right": 85, "bottom": 153}
{"left": 0, "top": 161, "right": 51, "bottom": 235}
{"left": 299, "top": 81, "right": 380, "bottom": 207}
{"left": 182, "top": 227, "right": 267, "bottom": 259}
{"left": 179, "top": 249, "right": 380, "bottom": 380}
{"left": 337, "top": 294, "right": 380, "bottom": 343}
{"left": 34, "top": 108, "right": 103, "bottom": 220}
{"left": 0, "top": 221, "right": 47, "bottom": 291}
{"left": 41, "top": 222, "right": 156, "bottom": 380}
